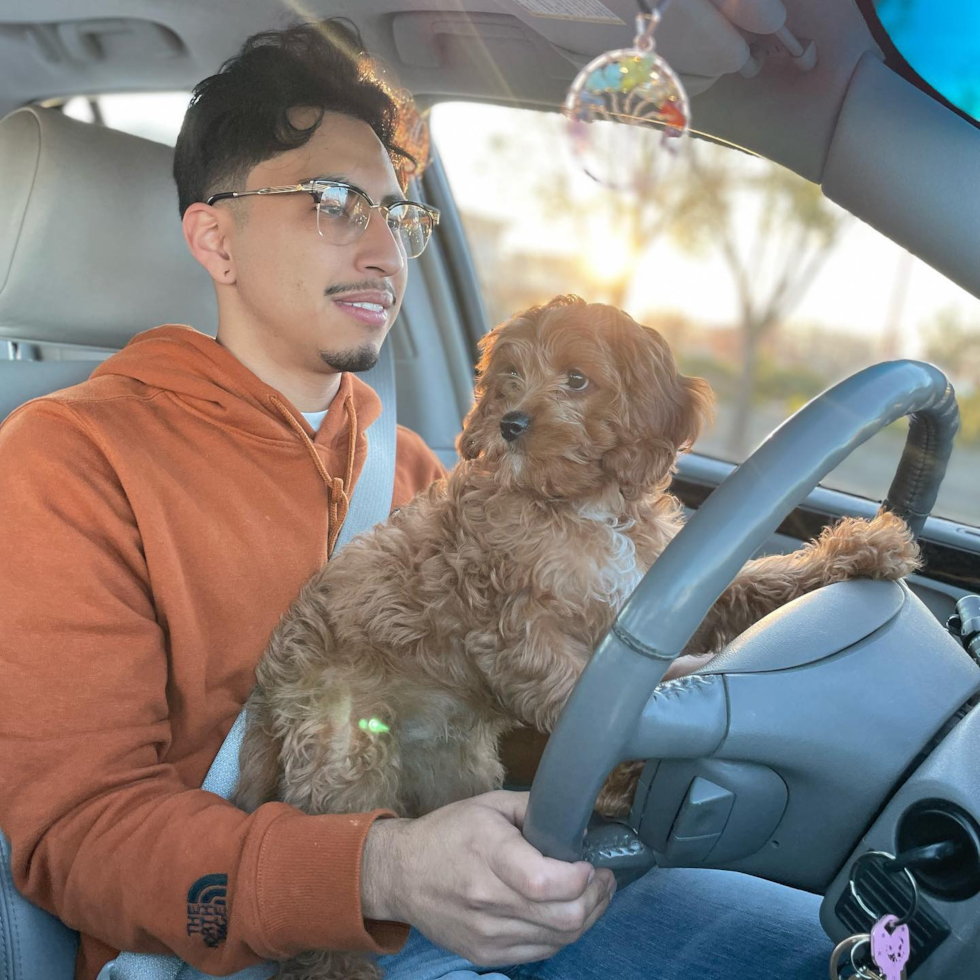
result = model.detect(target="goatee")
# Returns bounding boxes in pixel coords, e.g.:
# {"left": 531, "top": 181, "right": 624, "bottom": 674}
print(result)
{"left": 319, "top": 345, "right": 379, "bottom": 373}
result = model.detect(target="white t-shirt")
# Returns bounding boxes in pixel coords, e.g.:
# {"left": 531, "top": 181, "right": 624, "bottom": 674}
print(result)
{"left": 302, "top": 410, "right": 328, "bottom": 433}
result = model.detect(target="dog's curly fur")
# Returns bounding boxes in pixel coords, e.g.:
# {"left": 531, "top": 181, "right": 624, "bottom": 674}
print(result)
{"left": 234, "top": 295, "right": 921, "bottom": 979}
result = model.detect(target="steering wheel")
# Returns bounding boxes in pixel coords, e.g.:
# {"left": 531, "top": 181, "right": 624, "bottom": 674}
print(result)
{"left": 522, "top": 360, "right": 975, "bottom": 899}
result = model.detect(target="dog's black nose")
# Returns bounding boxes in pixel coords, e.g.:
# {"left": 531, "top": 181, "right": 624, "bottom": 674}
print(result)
{"left": 500, "top": 411, "right": 531, "bottom": 442}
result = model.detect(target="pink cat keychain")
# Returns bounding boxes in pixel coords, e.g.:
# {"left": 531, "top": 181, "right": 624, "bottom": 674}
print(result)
{"left": 870, "top": 914, "right": 911, "bottom": 980}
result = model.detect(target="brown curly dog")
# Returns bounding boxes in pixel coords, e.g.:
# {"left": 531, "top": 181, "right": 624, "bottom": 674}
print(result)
{"left": 234, "top": 294, "right": 920, "bottom": 979}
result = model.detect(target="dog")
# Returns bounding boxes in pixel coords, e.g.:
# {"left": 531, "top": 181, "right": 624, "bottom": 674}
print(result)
{"left": 234, "top": 294, "right": 920, "bottom": 979}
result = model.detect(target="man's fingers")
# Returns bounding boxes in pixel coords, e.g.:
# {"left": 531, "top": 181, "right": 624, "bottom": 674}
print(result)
{"left": 467, "top": 943, "right": 567, "bottom": 968}
{"left": 490, "top": 835, "right": 596, "bottom": 903}
{"left": 535, "top": 867, "right": 615, "bottom": 936}
{"left": 475, "top": 791, "right": 598, "bottom": 903}
{"left": 466, "top": 887, "right": 616, "bottom": 966}
{"left": 397, "top": 793, "right": 620, "bottom": 971}
{"left": 481, "top": 789, "right": 530, "bottom": 829}
{"left": 481, "top": 873, "right": 616, "bottom": 961}
{"left": 515, "top": 880, "right": 613, "bottom": 939}
{"left": 662, "top": 653, "right": 714, "bottom": 681}
{"left": 578, "top": 871, "right": 616, "bottom": 934}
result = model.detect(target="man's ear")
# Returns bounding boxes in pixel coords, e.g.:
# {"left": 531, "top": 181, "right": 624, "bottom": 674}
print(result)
{"left": 182, "top": 203, "right": 237, "bottom": 286}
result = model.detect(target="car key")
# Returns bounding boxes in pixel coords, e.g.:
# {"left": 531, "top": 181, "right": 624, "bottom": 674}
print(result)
{"left": 870, "top": 914, "right": 910, "bottom": 980}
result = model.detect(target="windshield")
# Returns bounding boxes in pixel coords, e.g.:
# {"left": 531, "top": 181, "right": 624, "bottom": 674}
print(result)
{"left": 431, "top": 101, "right": 980, "bottom": 527}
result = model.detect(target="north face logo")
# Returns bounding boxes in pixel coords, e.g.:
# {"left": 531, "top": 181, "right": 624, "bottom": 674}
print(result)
{"left": 186, "top": 873, "right": 228, "bottom": 948}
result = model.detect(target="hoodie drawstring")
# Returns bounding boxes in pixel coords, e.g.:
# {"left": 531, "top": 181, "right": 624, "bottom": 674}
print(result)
{"left": 270, "top": 395, "right": 358, "bottom": 556}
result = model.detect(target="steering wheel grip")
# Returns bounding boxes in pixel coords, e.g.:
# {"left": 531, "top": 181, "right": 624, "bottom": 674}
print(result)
{"left": 882, "top": 378, "right": 959, "bottom": 537}
{"left": 523, "top": 360, "right": 959, "bottom": 867}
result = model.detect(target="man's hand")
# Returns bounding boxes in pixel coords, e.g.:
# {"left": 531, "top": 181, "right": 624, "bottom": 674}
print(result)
{"left": 361, "top": 791, "right": 616, "bottom": 966}
{"left": 662, "top": 653, "right": 714, "bottom": 681}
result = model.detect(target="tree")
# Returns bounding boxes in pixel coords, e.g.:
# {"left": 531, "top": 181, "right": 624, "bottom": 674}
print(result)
{"left": 671, "top": 145, "right": 846, "bottom": 452}
{"left": 924, "top": 307, "right": 980, "bottom": 388}
{"left": 923, "top": 307, "right": 980, "bottom": 445}
{"left": 478, "top": 119, "right": 691, "bottom": 311}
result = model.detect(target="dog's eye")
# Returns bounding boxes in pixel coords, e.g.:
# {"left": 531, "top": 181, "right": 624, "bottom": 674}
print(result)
{"left": 565, "top": 370, "right": 589, "bottom": 391}
{"left": 504, "top": 367, "right": 520, "bottom": 379}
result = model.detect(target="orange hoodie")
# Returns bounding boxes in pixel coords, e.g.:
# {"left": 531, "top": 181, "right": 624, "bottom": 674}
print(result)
{"left": 0, "top": 325, "right": 447, "bottom": 979}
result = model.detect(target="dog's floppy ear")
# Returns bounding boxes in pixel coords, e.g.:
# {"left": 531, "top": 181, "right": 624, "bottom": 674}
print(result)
{"left": 457, "top": 391, "right": 489, "bottom": 461}
{"left": 603, "top": 316, "right": 714, "bottom": 498}
{"left": 457, "top": 325, "right": 503, "bottom": 460}
{"left": 670, "top": 372, "right": 715, "bottom": 454}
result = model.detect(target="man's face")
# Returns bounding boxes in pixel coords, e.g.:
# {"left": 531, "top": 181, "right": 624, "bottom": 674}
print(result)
{"left": 224, "top": 110, "right": 408, "bottom": 375}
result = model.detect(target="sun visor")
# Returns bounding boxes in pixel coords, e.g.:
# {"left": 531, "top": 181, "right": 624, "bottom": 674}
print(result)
{"left": 394, "top": 1, "right": 808, "bottom": 102}
{"left": 0, "top": 106, "right": 216, "bottom": 349}
{"left": 496, "top": 0, "right": 790, "bottom": 85}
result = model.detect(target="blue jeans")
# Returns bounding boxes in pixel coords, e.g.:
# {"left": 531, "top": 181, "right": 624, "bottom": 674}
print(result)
{"left": 377, "top": 868, "right": 832, "bottom": 980}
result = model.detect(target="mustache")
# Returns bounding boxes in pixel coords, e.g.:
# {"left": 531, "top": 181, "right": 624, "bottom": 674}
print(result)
{"left": 325, "top": 279, "right": 395, "bottom": 302}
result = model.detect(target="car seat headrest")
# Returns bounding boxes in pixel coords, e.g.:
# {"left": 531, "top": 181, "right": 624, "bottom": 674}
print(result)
{"left": 0, "top": 105, "right": 216, "bottom": 350}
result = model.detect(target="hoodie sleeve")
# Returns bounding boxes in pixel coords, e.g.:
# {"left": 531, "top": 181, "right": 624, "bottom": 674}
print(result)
{"left": 394, "top": 424, "right": 450, "bottom": 507}
{"left": 0, "top": 401, "right": 408, "bottom": 973}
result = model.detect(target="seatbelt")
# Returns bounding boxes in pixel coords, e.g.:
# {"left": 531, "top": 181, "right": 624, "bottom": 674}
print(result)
{"left": 0, "top": 344, "right": 398, "bottom": 980}
{"left": 332, "top": 339, "right": 398, "bottom": 553}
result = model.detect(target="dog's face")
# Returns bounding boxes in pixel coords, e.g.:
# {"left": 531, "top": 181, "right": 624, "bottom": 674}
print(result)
{"left": 458, "top": 295, "right": 714, "bottom": 501}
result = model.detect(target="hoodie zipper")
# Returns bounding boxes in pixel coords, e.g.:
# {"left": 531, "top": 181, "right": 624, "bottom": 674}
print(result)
{"left": 269, "top": 395, "right": 358, "bottom": 557}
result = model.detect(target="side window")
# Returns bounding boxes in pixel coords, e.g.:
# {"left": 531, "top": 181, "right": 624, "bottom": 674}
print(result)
{"left": 430, "top": 101, "right": 980, "bottom": 527}
{"left": 57, "top": 92, "right": 190, "bottom": 145}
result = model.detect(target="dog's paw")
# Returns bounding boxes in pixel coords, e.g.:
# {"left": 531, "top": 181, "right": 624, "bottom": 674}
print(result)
{"left": 815, "top": 511, "right": 922, "bottom": 581}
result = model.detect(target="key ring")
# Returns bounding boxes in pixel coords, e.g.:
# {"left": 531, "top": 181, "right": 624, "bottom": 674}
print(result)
{"left": 848, "top": 850, "right": 919, "bottom": 927}
{"left": 828, "top": 933, "right": 872, "bottom": 980}
{"left": 849, "top": 935, "right": 883, "bottom": 979}
{"left": 828, "top": 933, "right": 887, "bottom": 980}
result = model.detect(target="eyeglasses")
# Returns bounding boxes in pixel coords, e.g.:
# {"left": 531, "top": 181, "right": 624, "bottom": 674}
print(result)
{"left": 205, "top": 179, "right": 441, "bottom": 259}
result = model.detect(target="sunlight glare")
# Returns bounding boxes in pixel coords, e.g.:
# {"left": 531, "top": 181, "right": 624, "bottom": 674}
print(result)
{"left": 584, "top": 222, "right": 634, "bottom": 285}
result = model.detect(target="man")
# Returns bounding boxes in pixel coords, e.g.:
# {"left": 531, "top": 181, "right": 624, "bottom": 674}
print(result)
{"left": 0, "top": 21, "right": 830, "bottom": 980}
{"left": 0, "top": 21, "right": 617, "bottom": 979}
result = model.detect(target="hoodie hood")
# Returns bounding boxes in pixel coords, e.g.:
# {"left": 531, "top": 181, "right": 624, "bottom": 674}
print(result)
{"left": 92, "top": 324, "right": 382, "bottom": 448}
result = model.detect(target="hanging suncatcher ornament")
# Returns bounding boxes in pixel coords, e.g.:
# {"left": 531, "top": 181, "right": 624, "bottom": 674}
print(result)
{"left": 563, "top": 1, "right": 690, "bottom": 193}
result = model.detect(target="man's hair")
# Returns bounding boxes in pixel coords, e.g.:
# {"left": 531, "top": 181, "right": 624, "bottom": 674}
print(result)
{"left": 173, "top": 20, "right": 411, "bottom": 216}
